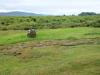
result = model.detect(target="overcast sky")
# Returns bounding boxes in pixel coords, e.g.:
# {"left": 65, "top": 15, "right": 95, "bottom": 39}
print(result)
{"left": 0, "top": 0, "right": 100, "bottom": 15}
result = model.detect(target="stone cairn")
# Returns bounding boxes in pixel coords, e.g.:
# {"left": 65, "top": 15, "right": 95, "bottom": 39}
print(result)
{"left": 27, "top": 29, "right": 36, "bottom": 38}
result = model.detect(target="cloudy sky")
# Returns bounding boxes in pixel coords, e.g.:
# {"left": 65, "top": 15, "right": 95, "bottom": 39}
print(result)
{"left": 0, "top": 0, "right": 100, "bottom": 15}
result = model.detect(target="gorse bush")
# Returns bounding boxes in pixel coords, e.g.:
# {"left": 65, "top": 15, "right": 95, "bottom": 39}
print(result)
{"left": 0, "top": 16, "right": 100, "bottom": 30}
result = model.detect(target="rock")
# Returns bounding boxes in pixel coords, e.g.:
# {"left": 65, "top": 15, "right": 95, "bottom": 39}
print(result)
{"left": 27, "top": 29, "right": 36, "bottom": 38}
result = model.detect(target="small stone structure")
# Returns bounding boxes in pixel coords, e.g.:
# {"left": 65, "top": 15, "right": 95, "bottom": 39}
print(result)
{"left": 27, "top": 29, "right": 36, "bottom": 38}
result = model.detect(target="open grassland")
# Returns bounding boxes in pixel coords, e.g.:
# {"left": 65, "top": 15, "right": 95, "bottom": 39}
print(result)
{"left": 0, "top": 45, "right": 100, "bottom": 75}
{"left": 0, "top": 27, "right": 100, "bottom": 45}
{"left": 0, "top": 27, "right": 100, "bottom": 75}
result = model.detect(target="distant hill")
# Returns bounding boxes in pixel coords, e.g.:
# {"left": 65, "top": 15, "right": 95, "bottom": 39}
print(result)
{"left": 0, "top": 11, "right": 44, "bottom": 16}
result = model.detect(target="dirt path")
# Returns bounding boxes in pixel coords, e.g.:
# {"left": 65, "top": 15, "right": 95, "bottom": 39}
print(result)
{"left": 0, "top": 38, "right": 100, "bottom": 56}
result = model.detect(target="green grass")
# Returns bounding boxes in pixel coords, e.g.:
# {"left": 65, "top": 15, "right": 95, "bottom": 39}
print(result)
{"left": 0, "top": 27, "right": 100, "bottom": 75}
{"left": 0, "top": 45, "right": 100, "bottom": 75}
{"left": 0, "top": 27, "right": 100, "bottom": 45}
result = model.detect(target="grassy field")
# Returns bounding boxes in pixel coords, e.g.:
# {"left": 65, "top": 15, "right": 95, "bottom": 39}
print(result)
{"left": 0, "top": 27, "right": 100, "bottom": 75}
{"left": 0, "top": 27, "right": 100, "bottom": 45}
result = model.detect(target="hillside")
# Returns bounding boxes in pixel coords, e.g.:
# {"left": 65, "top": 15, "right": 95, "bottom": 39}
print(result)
{"left": 0, "top": 11, "right": 43, "bottom": 16}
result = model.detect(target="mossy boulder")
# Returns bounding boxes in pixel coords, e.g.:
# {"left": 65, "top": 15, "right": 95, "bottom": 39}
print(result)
{"left": 27, "top": 29, "right": 36, "bottom": 38}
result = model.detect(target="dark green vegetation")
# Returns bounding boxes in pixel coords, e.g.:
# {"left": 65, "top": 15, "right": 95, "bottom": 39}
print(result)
{"left": 0, "top": 27, "right": 100, "bottom": 75}
{"left": 78, "top": 12, "right": 97, "bottom": 16}
{"left": 0, "top": 15, "right": 100, "bottom": 30}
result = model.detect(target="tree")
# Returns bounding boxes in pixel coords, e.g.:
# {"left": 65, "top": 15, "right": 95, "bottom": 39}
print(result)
{"left": 78, "top": 12, "right": 97, "bottom": 16}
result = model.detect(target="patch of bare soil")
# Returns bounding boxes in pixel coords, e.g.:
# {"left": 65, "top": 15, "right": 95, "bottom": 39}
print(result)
{"left": 0, "top": 38, "right": 100, "bottom": 56}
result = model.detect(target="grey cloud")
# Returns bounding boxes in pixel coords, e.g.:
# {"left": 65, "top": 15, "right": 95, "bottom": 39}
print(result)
{"left": 0, "top": 0, "right": 100, "bottom": 15}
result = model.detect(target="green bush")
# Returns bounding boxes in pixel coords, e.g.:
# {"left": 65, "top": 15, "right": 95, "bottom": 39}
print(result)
{"left": 0, "top": 16, "right": 100, "bottom": 30}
